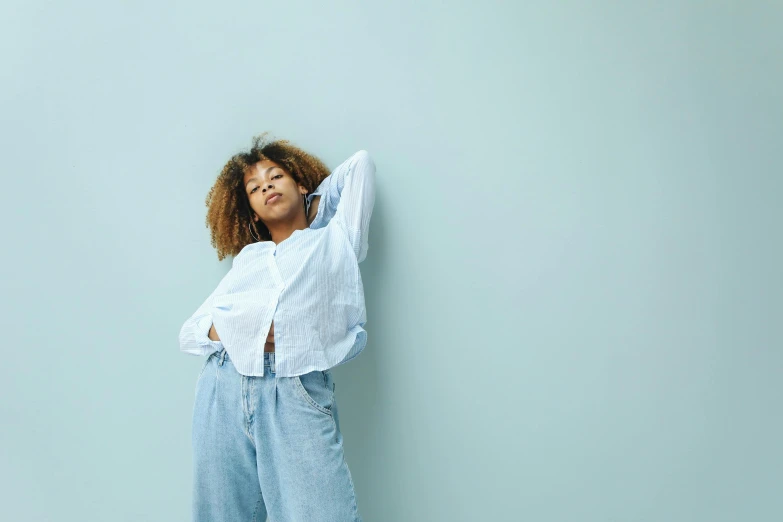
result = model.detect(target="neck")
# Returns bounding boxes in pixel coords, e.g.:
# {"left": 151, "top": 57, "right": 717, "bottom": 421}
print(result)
{"left": 265, "top": 214, "right": 309, "bottom": 245}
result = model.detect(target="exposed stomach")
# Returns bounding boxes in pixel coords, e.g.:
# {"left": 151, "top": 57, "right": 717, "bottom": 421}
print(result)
{"left": 265, "top": 321, "right": 275, "bottom": 352}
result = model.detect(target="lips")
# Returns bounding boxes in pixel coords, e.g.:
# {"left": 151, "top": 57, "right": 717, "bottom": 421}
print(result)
{"left": 266, "top": 193, "right": 282, "bottom": 204}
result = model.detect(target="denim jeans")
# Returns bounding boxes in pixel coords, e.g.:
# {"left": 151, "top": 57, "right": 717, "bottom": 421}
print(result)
{"left": 191, "top": 347, "right": 362, "bottom": 521}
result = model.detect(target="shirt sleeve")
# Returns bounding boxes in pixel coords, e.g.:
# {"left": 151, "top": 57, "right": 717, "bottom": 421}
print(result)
{"left": 178, "top": 271, "right": 231, "bottom": 356}
{"left": 306, "top": 149, "right": 376, "bottom": 263}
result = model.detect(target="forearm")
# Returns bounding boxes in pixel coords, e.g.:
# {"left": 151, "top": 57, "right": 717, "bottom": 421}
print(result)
{"left": 179, "top": 313, "right": 222, "bottom": 355}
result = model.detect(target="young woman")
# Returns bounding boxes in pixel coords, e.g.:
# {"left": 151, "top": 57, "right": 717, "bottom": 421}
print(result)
{"left": 179, "top": 132, "right": 375, "bottom": 521}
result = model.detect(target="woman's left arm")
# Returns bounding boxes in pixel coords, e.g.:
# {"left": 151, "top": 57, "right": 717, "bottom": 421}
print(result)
{"left": 313, "top": 150, "right": 376, "bottom": 262}
{"left": 338, "top": 150, "right": 376, "bottom": 263}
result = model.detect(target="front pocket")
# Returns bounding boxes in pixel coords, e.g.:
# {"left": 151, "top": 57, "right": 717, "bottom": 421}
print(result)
{"left": 293, "top": 371, "right": 334, "bottom": 416}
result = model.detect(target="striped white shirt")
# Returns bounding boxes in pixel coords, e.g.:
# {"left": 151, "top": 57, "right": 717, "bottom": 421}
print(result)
{"left": 178, "top": 150, "right": 376, "bottom": 377}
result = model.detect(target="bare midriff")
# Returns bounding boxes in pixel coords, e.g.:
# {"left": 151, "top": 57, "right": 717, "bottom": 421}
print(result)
{"left": 265, "top": 320, "right": 275, "bottom": 352}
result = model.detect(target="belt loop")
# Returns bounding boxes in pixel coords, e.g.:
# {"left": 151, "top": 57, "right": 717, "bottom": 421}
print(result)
{"left": 219, "top": 348, "right": 227, "bottom": 366}
{"left": 270, "top": 352, "right": 275, "bottom": 373}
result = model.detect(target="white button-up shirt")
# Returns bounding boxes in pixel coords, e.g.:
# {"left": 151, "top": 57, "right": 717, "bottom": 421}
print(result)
{"left": 179, "top": 150, "right": 376, "bottom": 377}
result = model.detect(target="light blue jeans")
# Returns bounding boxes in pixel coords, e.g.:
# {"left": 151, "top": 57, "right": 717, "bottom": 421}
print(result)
{"left": 191, "top": 348, "right": 362, "bottom": 521}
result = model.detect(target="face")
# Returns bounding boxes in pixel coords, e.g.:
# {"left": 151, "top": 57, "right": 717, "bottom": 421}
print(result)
{"left": 243, "top": 159, "right": 308, "bottom": 228}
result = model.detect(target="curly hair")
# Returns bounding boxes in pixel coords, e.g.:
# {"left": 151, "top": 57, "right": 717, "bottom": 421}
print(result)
{"left": 204, "top": 132, "right": 331, "bottom": 261}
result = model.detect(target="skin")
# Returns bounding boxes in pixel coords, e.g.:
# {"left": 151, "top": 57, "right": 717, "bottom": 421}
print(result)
{"left": 207, "top": 160, "right": 321, "bottom": 352}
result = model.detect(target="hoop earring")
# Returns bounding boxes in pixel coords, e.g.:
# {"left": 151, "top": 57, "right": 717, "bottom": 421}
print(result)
{"left": 248, "top": 221, "right": 260, "bottom": 242}
{"left": 304, "top": 192, "right": 311, "bottom": 215}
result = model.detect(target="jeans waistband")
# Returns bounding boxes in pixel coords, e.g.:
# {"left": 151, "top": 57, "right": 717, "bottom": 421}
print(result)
{"left": 215, "top": 347, "right": 275, "bottom": 373}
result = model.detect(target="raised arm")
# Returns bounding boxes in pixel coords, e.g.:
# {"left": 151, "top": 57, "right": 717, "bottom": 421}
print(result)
{"left": 306, "top": 150, "right": 376, "bottom": 262}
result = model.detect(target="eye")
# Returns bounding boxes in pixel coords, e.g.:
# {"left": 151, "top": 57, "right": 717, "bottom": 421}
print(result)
{"left": 274, "top": 174, "right": 282, "bottom": 179}
{"left": 250, "top": 187, "right": 258, "bottom": 194}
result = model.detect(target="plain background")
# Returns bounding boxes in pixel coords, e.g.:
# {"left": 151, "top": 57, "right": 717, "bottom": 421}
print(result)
{"left": 1, "top": 1, "right": 781, "bottom": 521}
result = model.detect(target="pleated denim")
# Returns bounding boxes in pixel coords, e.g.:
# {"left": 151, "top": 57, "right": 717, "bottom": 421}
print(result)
{"left": 191, "top": 347, "right": 362, "bottom": 521}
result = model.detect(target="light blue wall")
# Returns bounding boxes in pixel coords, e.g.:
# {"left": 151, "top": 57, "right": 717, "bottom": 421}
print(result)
{"left": 1, "top": 1, "right": 780, "bottom": 520}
